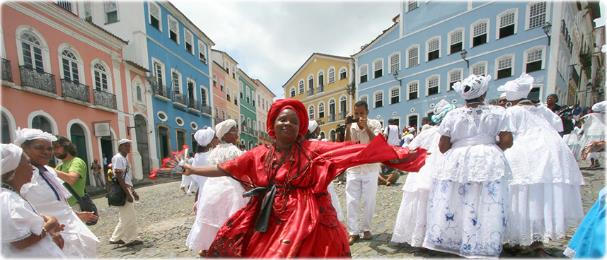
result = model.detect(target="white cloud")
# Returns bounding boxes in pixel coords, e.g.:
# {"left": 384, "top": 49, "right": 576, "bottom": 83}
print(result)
{"left": 172, "top": 0, "right": 399, "bottom": 97}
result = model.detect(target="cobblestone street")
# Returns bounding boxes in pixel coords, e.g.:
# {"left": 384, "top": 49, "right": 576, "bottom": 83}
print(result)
{"left": 91, "top": 161, "right": 605, "bottom": 258}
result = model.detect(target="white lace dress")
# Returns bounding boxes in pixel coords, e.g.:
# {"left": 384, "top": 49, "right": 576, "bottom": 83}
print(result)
{"left": 578, "top": 112, "right": 606, "bottom": 160}
{"left": 422, "top": 105, "right": 512, "bottom": 258}
{"left": 503, "top": 105, "right": 584, "bottom": 246}
{"left": 392, "top": 126, "right": 442, "bottom": 246}
{"left": 185, "top": 151, "right": 210, "bottom": 252}
{"left": 191, "top": 143, "right": 250, "bottom": 252}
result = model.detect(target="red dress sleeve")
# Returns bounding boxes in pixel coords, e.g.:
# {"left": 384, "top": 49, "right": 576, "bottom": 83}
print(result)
{"left": 218, "top": 146, "right": 268, "bottom": 187}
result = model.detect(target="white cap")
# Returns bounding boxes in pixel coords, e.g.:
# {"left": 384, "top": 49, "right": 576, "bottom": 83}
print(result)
{"left": 308, "top": 120, "right": 319, "bottom": 133}
{"left": 497, "top": 73, "right": 534, "bottom": 101}
{"left": 14, "top": 128, "right": 57, "bottom": 146}
{"left": 1, "top": 144, "right": 23, "bottom": 176}
{"left": 194, "top": 127, "right": 215, "bottom": 147}
{"left": 118, "top": 139, "right": 132, "bottom": 146}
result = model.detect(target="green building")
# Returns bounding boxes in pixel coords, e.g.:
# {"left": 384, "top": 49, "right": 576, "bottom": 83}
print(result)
{"left": 237, "top": 69, "right": 258, "bottom": 149}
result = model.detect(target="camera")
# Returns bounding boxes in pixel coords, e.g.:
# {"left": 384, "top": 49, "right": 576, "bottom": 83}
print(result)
{"left": 345, "top": 115, "right": 359, "bottom": 124}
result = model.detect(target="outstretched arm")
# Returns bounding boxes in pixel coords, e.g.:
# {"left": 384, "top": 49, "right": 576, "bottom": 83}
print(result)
{"left": 183, "top": 164, "right": 228, "bottom": 177}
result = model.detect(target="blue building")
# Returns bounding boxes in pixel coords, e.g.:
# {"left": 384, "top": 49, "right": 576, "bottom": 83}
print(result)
{"left": 353, "top": 1, "right": 600, "bottom": 130}
{"left": 83, "top": 1, "right": 215, "bottom": 161}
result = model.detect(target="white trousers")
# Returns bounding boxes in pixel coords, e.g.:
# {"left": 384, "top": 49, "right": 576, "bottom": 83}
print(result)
{"left": 346, "top": 170, "right": 379, "bottom": 235}
{"left": 110, "top": 201, "right": 138, "bottom": 242}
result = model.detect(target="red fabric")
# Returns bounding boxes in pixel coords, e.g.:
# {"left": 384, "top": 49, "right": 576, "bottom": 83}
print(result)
{"left": 266, "top": 99, "right": 309, "bottom": 138}
{"left": 206, "top": 135, "right": 426, "bottom": 258}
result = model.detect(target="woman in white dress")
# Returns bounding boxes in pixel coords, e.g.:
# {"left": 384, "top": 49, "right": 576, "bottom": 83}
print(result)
{"left": 579, "top": 101, "right": 606, "bottom": 168}
{"left": 14, "top": 128, "right": 99, "bottom": 258}
{"left": 186, "top": 127, "right": 219, "bottom": 255}
{"left": 497, "top": 74, "right": 584, "bottom": 253}
{"left": 193, "top": 119, "right": 250, "bottom": 253}
{"left": 1, "top": 143, "right": 65, "bottom": 258}
{"left": 422, "top": 74, "right": 513, "bottom": 257}
{"left": 391, "top": 99, "right": 455, "bottom": 247}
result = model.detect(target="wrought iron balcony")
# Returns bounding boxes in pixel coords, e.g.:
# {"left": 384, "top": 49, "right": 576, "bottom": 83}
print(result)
{"left": 93, "top": 89, "right": 116, "bottom": 109}
{"left": 150, "top": 79, "right": 168, "bottom": 98}
{"left": 200, "top": 105, "right": 212, "bottom": 115}
{"left": 61, "top": 79, "right": 89, "bottom": 103}
{"left": 2, "top": 58, "right": 12, "bottom": 82}
{"left": 171, "top": 92, "right": 186, "bottom": 105}
{"left": 19, "top": 66, "right": 56, "bottom": 94}
{"left": 186, "top": 96, "right": 199, "bottom": 110}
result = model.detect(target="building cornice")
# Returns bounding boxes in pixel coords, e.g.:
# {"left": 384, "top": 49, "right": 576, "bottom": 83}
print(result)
{"left": 282, "top": 53, "right": 352, "bottom": 89}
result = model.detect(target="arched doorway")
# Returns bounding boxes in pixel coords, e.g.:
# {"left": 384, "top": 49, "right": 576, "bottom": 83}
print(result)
{"left": 2, "top": 112, "right": 11, "bottom": 144}
{"left": 100, "top": 132, "right": 114, "bottom": 175}
{"left": 134, "top": 115, "right": 150, "bottom": 176}
{"left": 32, "top": 115, "right": 52, "bottom": 133}
{"left": 70, "top": 124, "right": 90, "bottom": 185}
{"left": 158, "top": 126, "right": 170, "bottom": 159}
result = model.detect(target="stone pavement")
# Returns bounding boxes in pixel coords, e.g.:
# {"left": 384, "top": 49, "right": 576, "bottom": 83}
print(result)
{"left": 91, "top": 161, "right": 604, "bottom": 258}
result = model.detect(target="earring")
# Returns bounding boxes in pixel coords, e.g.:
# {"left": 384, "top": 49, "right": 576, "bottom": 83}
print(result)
{"left": 505, "top": 102, "right": 512, "bottom": 108}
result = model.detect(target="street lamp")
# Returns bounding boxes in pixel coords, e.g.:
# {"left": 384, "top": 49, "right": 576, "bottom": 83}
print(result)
{"left": 542, "top": 22, "right": 552, "bottom": 45}
{"left": 392, "top": 69, "right": 402, "bottom": 85}
{"left": 460, "top": 49, "right": 469, "bottom": 68}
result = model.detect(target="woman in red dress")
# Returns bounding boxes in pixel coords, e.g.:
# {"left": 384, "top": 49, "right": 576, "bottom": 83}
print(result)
{"left": 183, "top": 98, "right": 426, "bottom": 257}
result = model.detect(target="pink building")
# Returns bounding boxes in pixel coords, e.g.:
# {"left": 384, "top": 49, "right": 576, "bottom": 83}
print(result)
{"left": 212, "top": 61, "right": 228, "bottom": 124}
{"left": 1, "top": 2, "right": 136, "bottom": 185}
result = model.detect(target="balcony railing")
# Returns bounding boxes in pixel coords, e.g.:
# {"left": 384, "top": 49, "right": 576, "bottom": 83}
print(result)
{"left": 19, "top": 66, "right": 56, "bottom": 94}
{"left": 172, "top": 92, "right": 186, "bottom": 104}
{"left": 61, "top": 79, "right": 89, "bottom": 103}
{"left": 150, "top": 79, "right": 168, "bottom": 98}
{"left": 200, "top": 105, "right": 212, "bottom": 115}
{"left": 93, "top": 89, "right": 116, "bottom": 109}
{"left": 2, "top": 58, "right": 12, "bottom": 82}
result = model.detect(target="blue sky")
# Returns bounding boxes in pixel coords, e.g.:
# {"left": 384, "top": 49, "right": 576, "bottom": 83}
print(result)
{"left": 172, "top": 0, "right": 400, "bottom": 98}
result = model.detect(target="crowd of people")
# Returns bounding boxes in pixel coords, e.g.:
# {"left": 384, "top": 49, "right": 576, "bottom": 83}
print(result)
{"left": 2, "top": 72, "right": 604, "bottom": 258}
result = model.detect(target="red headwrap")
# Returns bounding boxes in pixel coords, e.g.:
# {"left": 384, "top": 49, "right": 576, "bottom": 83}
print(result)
{"left": 266, "top": 98, "right": 309, "bottom": 138}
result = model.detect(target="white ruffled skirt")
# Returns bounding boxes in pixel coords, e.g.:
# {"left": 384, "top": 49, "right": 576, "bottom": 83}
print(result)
{"left": 327, "top": 182, "right": 344, "bottom": 221}
{"left": 422, "top": 178, "right": 508, "bottom": 258}
{"left": 504, "top": 183, "right": 584, "bottom": 246}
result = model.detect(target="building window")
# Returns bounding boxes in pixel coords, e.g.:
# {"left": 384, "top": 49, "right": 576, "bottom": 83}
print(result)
{"left": 20, "top": 32, "right": 44, "bottom": 71}
{"left": 318, "top": 102, "right": 325, "bottom": 118}
{"left": 136, "top": 85, "right": 142, "bottom": 102}
{"left": 198, "top": 41, "right": 207, "bottom": 63}
{"left": 496, "top": 56, "right": 513, "bottom": 79}
{"left": 171, "top": 70, "right": 181, "bottom": 94}
{"left": 290, "top": 87, "right": 295, "bottom": 97}
{"left": 448, "top": 69, "right": 462, "bottom": 91}
{"left": 498, "top": 10, "right": 516, "bottom": 39}
{"left": 528, "top": 2, "right": 546, "bottom": 29}
{"left": 149, "top": 2, "right": 161, "bottom": 30}
{"left": 185, "top": 30, "right": 194, "bottom": 54}
{"left": 318, "top": 71, "right": 324, "bottom": 92}
{"left": 339, "top": 96, "right": 347, "bottom": 116}
{"left": 408, "top": 82, "right": 418, "bottom": 100}
{"left": 104, "top": 1, "right": 118, "bottom": 24}
{"left": 373, "top": 59, "right": 383, "bottom": 79}
{"left": 84, "top": 2, "right": 93, "bottom": 22}
{"left": 328, "top": 67, "right": 335, "bottom": 83}
{"left": 93, "top": 63, "right": 109, "bottom": 91}
{"left": 308, "top": 105, "right": 315, "bottom": 120}
{"left": 374, "top": 91, "right": 383, "bottom": 108}
{"left": 427, "top": 37, "right": 440, "bottom": 61}
{"left": 427, "top": 76, "right": 439, "bottom": 96}
{"left": 298, "top": 80, "right": 304, "bottom": 94}
{"left": 407, "top": 0, "right": 417, "bottom": 11}
{"left": 201, "top": 87, "right": 207, "bottom": 106}
{"left": 390, "top": 53, "right": 400, "bottom": 74}
{"left": 526, "top": 48, "right": 543, "bottom": 72}
{"left": 307, "top": 75, "right": 314, "bottom": 95}
{"left": 449, "top": 29, "right": 463, "bottom": 54}
{"left": 359, "top": 65, "right": 368, "bottom": 83}
{"left": 168, "top": 15, "right": 179, "bottom": 43}
{"left": 407, "top": 46, "right": 419, "bottom": 67}
{"left": 472, "top": 20, "right": 488, "bottom": 47}
{"left": 472, "top": 62, "right": 487, "bottom": 76}
{"left": 408, "top": 115, "right": 418, "bottom": 129}
{"left": 61, "top": 49, "right": 80, "bottom": 83}
{"left": 153, "top": 61, "right": 164, "bottom": 87}
{"left": 390, "top": 87, "right": 400, "bottom": 104}
{"left": 339, "top": 68, "right": 347, "bottom": 80}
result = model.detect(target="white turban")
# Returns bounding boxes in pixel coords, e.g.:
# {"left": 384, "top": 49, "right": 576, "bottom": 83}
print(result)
{"left": 215, "top": 119, "right": 238, "bottom": 140}
{"left": 13, "top": 128, "right": 57, "bottom": 147}
{"left": 194, "top": 127, "right": 215, "bottom": 147}
{"left": 308, "top": 120, "right": 319, "bottom": 133}
{"left": 1, "top": 143, "right": 23, "bottom": 176}
{"left": 499, "top": 92, "right": 507, "bottom": 99}
{"left": 592, "top": 101, "right": 607, "bottom": 113}
{"left": 453, "top": 74, "right": 492, "bottom": 100}
{"left": 497, "top": 73, "right": 534, "bottom": 101}
{"left": 118, "top": 139, "right": 132, "bottom": 146}
{"left": 433, "top": 99, "right": 451, "bottom": 114}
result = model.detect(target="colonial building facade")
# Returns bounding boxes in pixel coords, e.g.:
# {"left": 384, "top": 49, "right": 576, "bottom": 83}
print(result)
{"left": 237, "top": 68, "right": 258, "bottom": 149}
{"left": 211, "top": 49, "right": 240, "bottom": 125}
{"left": 354, "top": 1, "right": 602, "bottom": 130}
{"left": 253, "top": 79, "right": 275, "bottom": 145}
{"left": 282, "top": 53, "right": 354, "bottom": 141}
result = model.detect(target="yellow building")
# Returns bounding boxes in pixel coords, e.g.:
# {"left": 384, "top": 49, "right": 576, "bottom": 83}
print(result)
{"left": 282, "top": 53, "right": 354, "bottom": 141}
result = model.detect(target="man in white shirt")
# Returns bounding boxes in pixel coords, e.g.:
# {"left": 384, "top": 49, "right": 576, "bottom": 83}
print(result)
{"left": 344, "top": 101, "right": 382, "bottom": 244}
{"left": 109, "top": 139, "right": 141, "bottom": 246}
{"left": 383, "top": 118, "right": 401, "bottom": 146}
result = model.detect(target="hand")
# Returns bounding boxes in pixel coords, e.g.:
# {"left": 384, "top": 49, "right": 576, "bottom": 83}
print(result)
{"left": 76, "top": 211, "right": 98, "bottom": 223}
{"left": 345, "top": 113, "right": 353, "bottom": 128}
{"left": 182, "top": 164, "right": 193, "bottom": 176}
{"left": 43, "top": 216, "right": 64, "bottom": 233}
